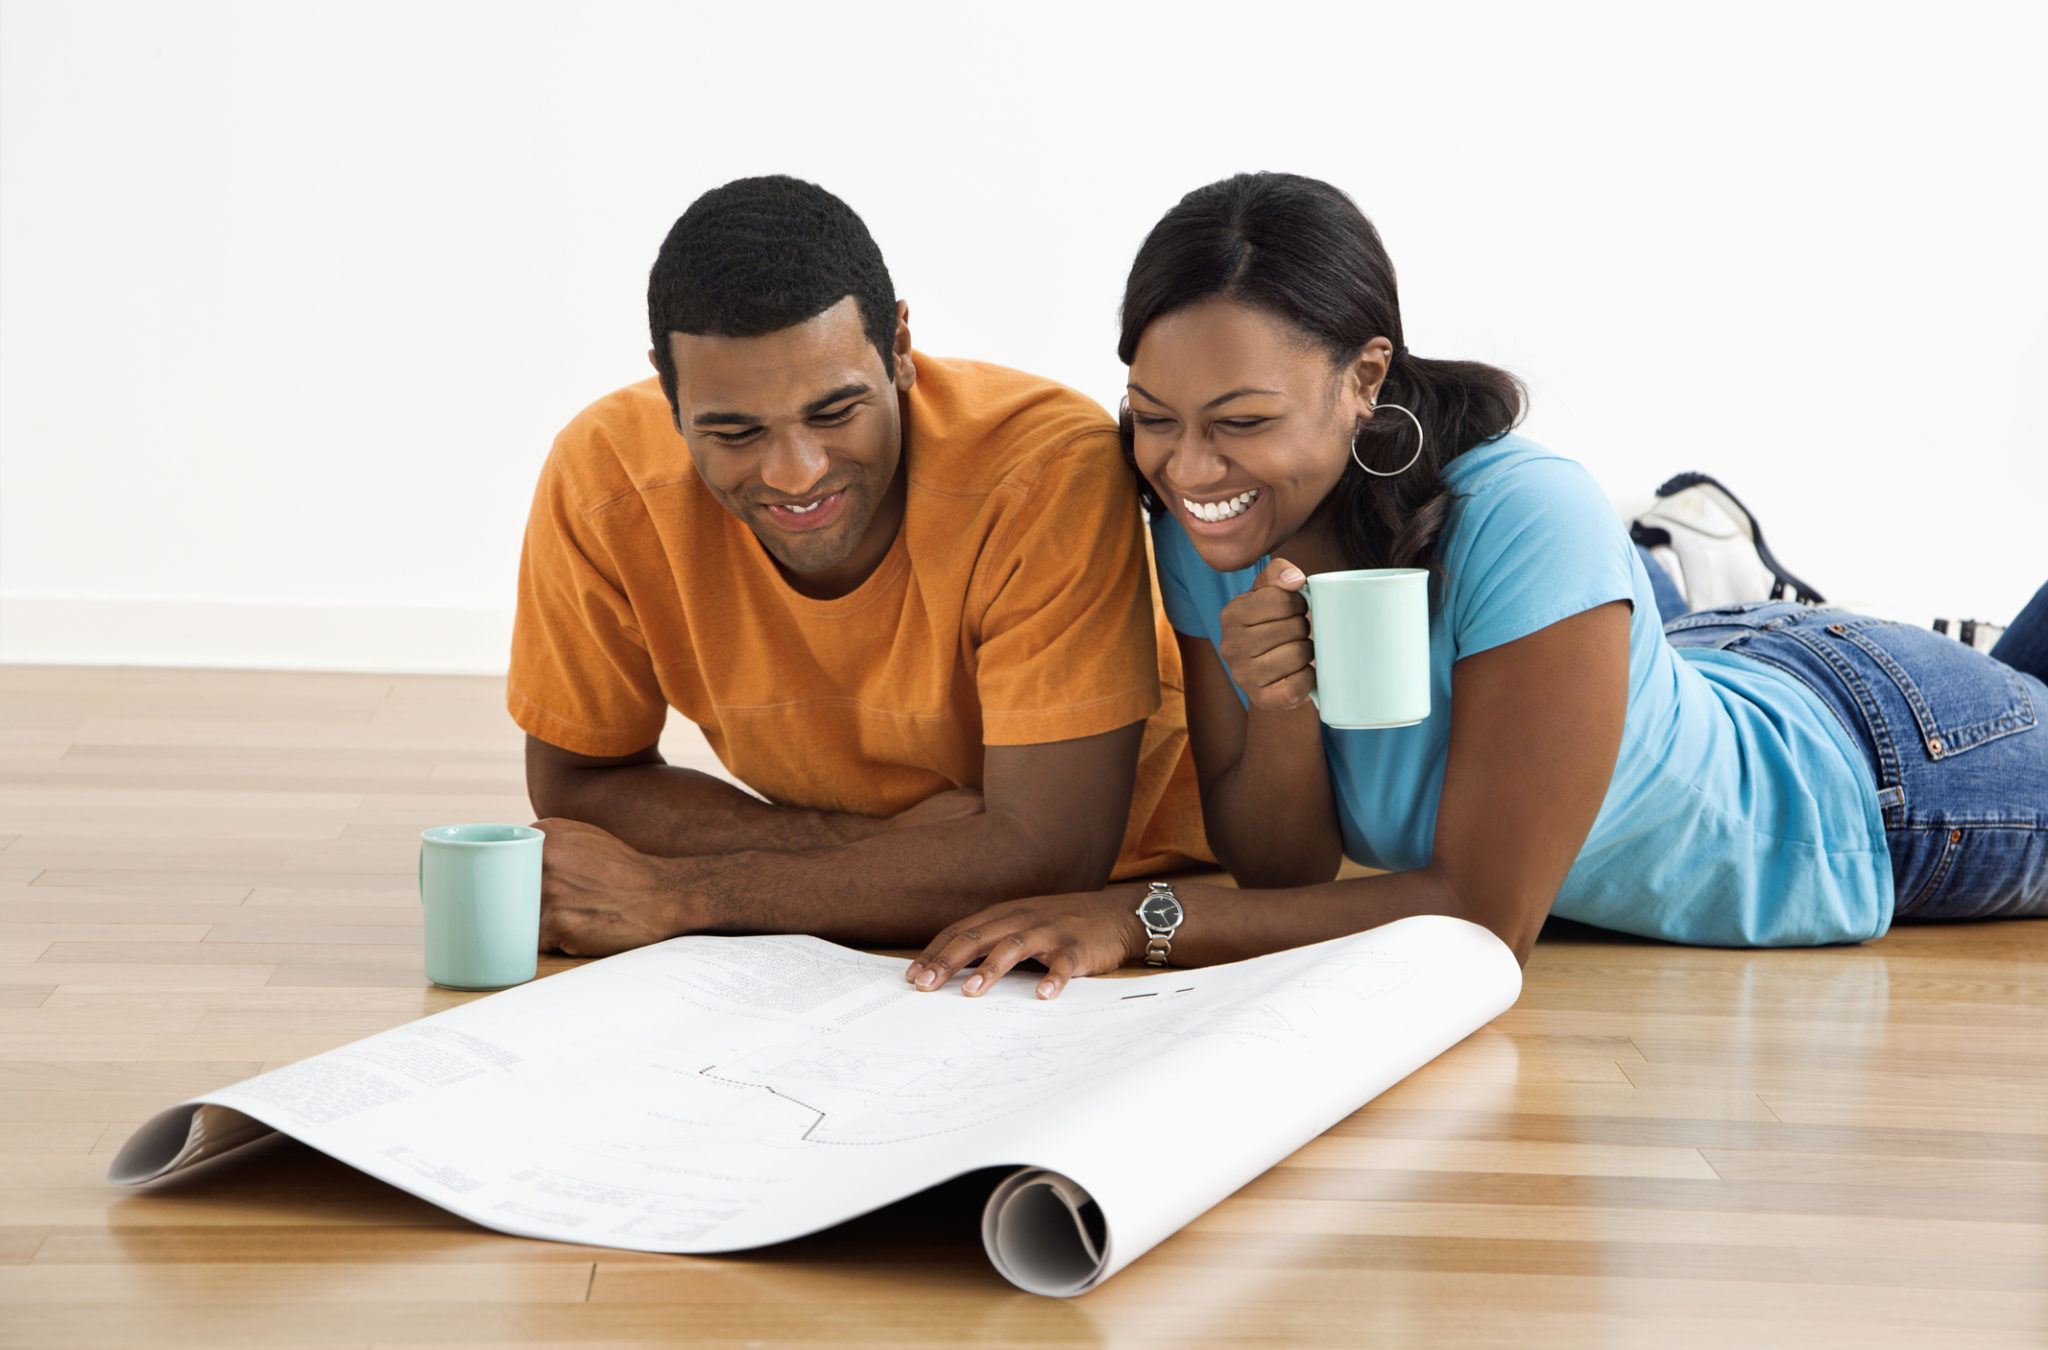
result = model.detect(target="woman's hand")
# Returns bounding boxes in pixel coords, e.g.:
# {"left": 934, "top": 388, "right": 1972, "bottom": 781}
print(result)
{"left": 905, "top": 887, "right": 1148, "bottom": 1000}
{"left": 1217, "top": 558, "right": 1315, "bottom": 712}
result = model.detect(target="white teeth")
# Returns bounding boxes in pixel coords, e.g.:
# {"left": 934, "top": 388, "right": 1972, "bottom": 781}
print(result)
{"left": 781, "top": 499, "right": 823, "bottom": 514}
{"left": 1182, "top": 489, "right": 1259, "bottom": 523}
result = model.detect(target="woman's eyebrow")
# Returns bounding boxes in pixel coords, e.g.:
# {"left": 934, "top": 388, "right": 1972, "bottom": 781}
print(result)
{"left": 1127, "top": 383, "right": 1282, "bottom": 412}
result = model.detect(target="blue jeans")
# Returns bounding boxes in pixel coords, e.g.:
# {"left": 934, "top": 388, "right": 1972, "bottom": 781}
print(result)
{"left": 1663, "top": 600, "right": 2048, "bottom": 923}
{"left": 1640, "top": 545, "right": 1689, "bottom": 625}
{"left": 1991, "top": 583, "right": 2048, "bottom": 679}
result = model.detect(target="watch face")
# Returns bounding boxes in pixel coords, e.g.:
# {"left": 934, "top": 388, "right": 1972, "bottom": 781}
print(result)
{"left": 1138, "top": 892, "right": 1183, "bottom": 929}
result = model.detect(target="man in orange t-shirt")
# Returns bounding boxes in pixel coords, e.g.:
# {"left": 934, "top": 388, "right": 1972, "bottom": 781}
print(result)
{"left": 508, "top": 175, "right": 1208, "bottom": 957}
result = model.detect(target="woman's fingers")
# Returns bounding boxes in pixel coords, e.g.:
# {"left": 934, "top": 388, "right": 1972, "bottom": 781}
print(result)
{"left": 909, "top": 914, "right": 1031, "bottom": 990}
{"left": 1219, "top": 607, "right": 1311, "bottom": 681}
{"left": 1258, "top": 667, "right": 1318, "bottom": 711}
{"left": 1256, "top": 557, "right": 1308, "bottom": 592}
{"left": 906, "top": 894, "right": 1140, "bottom": 1000}
{"left": 1034, "top": 950, "right": 1085, "bottom": 1000}
{"left": 962, "top": 928, "right": 1055, "bottom": 996}
{"left": 1245, "top": 640, "right": 1315, "bottom": 688}
{"left": 1224, "top": 585, "right": 1307, "bottom": 629}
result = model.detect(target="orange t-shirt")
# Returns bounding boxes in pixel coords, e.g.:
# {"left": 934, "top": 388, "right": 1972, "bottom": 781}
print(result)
{"left": 506, "top": 354, "right": 1209, "bottom": 878}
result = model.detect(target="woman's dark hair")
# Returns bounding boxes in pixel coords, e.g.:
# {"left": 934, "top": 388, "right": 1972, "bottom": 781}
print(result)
{"left": 648, "top": 175, "right": 898, "bottom": 416}
{"left": 1118, "top": 172, "right": 1526, "bottom": 573}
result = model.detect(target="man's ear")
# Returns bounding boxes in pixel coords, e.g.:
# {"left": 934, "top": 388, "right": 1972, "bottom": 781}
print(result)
{"left": 649, "top": 346, "right": 686, "bottom": 435}
{"left": 892, "top": 300, "right": 916, "bottom": 391}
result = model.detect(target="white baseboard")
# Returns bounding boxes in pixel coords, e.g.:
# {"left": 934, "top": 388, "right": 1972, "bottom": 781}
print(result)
{"left": 0, "top": 594, "right": 514, "bottom": 675}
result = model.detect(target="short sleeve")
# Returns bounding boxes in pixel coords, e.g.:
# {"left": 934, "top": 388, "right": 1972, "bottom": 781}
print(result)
{"left": 1443, "top": 454, "right": 1638, "bottom": 660}
{"left": 506, "top": 446, "right": 669, "bottom": 757}
{"left": 972, "top": 434, "right": 1163, "bottom": 746}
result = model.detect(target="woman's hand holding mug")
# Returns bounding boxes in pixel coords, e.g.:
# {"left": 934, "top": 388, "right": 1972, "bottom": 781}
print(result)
{"left": 1217, "top": 558, "right": 1316, "bottom": 712}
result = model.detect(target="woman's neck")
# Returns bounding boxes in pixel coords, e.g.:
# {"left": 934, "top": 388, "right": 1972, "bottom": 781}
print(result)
{"left": 1275, "top": 500, "right": 1352, "bottom": 576}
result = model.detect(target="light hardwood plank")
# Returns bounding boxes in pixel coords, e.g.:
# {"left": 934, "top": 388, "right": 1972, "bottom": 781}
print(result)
{"left": 0, "top": 663, "right": 2041, "bottom": 1348}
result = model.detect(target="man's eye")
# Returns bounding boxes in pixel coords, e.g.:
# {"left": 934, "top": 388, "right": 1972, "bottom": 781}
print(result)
{"left": 706, "top": 429, "right": 761, "bottom": 446}
{"left": 809, "top": 407, "right": 858, "bottom": 426}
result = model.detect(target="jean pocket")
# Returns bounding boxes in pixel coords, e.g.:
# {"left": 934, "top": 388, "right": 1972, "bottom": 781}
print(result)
{"left": 1822, "top": 619, "right": 2038, "bottom": 760}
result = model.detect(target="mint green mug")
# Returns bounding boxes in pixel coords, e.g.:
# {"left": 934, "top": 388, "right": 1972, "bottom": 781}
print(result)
{"left": 418, "top": 824, "right": 544, "bottom": 990}
{"left": 1303, "top": 567, "right": 1431, "bottom": 729}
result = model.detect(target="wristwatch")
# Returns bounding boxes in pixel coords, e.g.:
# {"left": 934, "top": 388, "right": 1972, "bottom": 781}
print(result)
{"left": 1135, "top": 881, "right": 1185, "bottom": 967}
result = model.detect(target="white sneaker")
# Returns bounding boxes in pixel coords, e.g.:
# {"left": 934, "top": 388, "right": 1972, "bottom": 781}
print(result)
{"left": 1629, "top": 473, "right": 1826, "bottom": 610}
{"left": 1930, "top": 617, "right": 2006, "bottom": 653}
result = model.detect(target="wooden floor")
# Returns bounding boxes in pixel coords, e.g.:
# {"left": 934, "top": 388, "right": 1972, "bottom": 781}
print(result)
{"left": 0, "top": 664, "right": 2042, "bottom": 1348}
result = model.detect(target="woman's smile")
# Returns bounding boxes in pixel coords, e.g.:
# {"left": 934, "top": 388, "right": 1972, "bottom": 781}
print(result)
{"left": 1174, "top": 485, "right": 1268, "bottom": 536}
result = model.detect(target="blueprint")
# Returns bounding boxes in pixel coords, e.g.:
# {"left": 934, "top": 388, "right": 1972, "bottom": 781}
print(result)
{"left": 108, "top": 915, "right": 1520, "bottom": 1295}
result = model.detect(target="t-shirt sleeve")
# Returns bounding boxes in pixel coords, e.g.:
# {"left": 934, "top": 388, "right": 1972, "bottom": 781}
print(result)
{"left": 972, "top": 433, "right": 1164, "bottom": 746}
{"left": 1445, "top": 454, "right": 1639, "bottom": 660}
{"left": 505, "top": 445, "right": 669, "bottom": 757}
{"left": 1148, "top": 512, "right": 1214, "bottom": 639}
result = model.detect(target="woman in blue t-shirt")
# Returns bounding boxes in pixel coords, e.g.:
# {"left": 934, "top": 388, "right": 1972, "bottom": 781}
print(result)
{"left": 905, "top": 172, "right": 2048, "bottom": 998}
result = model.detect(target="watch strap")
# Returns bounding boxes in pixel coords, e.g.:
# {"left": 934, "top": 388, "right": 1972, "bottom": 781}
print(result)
{"left": 1140, "top": 881, "right": 1180, "bottom": 967}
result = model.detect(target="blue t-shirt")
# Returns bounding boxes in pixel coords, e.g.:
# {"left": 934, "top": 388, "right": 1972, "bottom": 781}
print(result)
{"left": 1151, "top": 433, "right": 1894, "bottom": 947}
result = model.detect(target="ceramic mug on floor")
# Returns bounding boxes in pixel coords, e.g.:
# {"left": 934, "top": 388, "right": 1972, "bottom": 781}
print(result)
{"left": 418, "top": 824, "right": 544, "bottom": 990}
{"left": 1303, "top": 567, "right": 1432, "bottom": 729}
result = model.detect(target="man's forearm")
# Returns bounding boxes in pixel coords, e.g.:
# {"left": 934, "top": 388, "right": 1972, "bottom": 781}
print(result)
{"left": 542, "top": 762, "right": 886, "bottom": 857}
{"left": 666, "top": 810, "right": 1099, "bottom": 946}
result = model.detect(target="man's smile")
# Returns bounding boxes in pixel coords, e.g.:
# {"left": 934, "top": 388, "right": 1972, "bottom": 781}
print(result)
{"left": 761, "top": 488, "right": 849, "bottom": 534}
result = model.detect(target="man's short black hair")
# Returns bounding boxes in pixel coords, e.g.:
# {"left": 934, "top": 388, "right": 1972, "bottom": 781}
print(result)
{"left": 648, "top": 175, "right": 899, "bottom": 412}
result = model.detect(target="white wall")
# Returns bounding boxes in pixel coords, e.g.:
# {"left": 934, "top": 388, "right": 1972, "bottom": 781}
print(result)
{"left": 3, "top": 0, "right": 2043, "bottom": 673}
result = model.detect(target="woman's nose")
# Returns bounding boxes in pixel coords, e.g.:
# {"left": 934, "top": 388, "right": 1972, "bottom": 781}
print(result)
{"left": 1165, "top": 438, "right": 1230, "bottom": 490}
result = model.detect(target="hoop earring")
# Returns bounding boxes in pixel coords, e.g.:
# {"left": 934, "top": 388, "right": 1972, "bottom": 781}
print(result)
{"left": 1350, "top": 399, "right": 1425, "bottom": 478}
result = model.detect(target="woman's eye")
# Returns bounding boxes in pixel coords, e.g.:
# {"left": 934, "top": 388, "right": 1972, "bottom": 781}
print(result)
{"left": 1131, "top": 415, "right": 1174, "bottom": 430}
{"left": 1217, "top": 418, "right": 1269, "bottom": 432}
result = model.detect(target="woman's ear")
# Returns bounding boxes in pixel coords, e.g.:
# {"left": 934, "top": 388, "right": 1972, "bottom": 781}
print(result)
{"left": 1344, "top": 336, "right": 1396, "bottom": 412}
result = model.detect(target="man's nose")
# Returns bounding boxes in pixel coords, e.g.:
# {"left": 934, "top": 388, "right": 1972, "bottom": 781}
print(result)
{"left": 759, "top": 433, "right": 831, "bottom": 499}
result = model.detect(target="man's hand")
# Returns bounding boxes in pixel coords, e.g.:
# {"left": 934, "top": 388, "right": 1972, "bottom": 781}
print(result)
{"left": 888, "top": 787, "right": 986, "bottom": 832}
{"left": 1217, "top": 558, "right": 1315, "bottom": 712}
{"left": 904, "top": 886, "right": 1148, "bottom": 1000}
{"left": 532, "top": 817, "right": 690, "bottom": 958}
